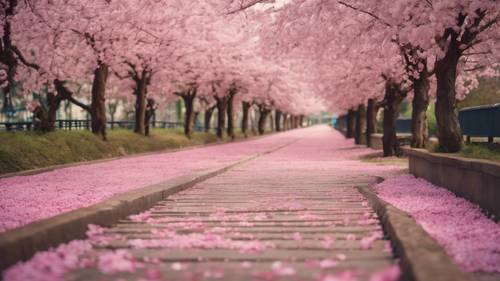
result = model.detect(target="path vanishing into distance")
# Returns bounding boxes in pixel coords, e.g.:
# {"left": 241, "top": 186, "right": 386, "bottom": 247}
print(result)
{"left": 5, "top": 126, "right": 500, "bottom": 281}
{"left": 3, "top": 126, "right": 404, "bottom": 281}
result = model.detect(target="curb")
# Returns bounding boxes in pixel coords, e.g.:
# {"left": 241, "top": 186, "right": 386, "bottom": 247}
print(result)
{"left": 357, "top": 180, "right": 476, "bottom": 281}
{"left": 0, "top": 139, "right": 297, "bottom": 272}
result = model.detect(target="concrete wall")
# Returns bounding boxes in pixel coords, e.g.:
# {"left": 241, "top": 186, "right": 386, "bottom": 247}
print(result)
{"left": 403, "top": 147, "right": 500, "bottom": 221}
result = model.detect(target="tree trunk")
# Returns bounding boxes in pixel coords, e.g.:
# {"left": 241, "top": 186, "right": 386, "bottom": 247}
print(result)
{"left": 434, "top": 44, "right": 462, "bottom": 152}
{"left": 382, "top": 83, "right": 405, "bottom": 157}
{"left": 299, "top": 115, "right": 304, "bottom": 127}
{"left": 215, "top": 96, "right": 228, "bottom": 139}
{"left": 226, "top": 91, "right": 236, "bottom": 140}
{"left": 241, "top": 102, "right": 251, "bottom": 137}
{"left": 366, "top": 99, "right": 378, "bottom": 147}
{"left": 90, "top": 63, "right": 108, "bottom": 140}
{"left": 144, "top": 98, "right": 156, "bottom": 137}
{"left": 355, "top": 104, "right": 366, "bottom": 145}
{"left": 204, "top": 106, "right": 215, "bottom": 133}
{"left": 181, "top": 91, "right": 196, "bottom": 139}
{"left": 411, "top": 69, "right": 430, "bottom": 148}
{"left": 282, "top": 114, "right": 288, "bottom": 131}
{"left": 134, "top": 76, "right": 148, "bottom": 135}
{"left": 41, "top": 92, "right": 62, "bottom": 132}
{"left": 258, "top": 107, "right": 270, "bottom": 135}
{"left": 346, "top": 109, "right": 355, "bottom": 138}
{"left": 269, "top": 113, "right": 274, "bottom": 132}
{"left": 275, "top": 110, "right": 282, "bottom": 132}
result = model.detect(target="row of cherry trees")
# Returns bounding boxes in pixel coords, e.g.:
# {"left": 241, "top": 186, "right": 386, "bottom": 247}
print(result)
{"left": 1, "top": 0, "right": 323, "bottom": 140}
{"left": 3, "top": 0, "right": 498, "bottom": 150}
{"left": 237, "top": 0, "right": 499, "bottom": 154}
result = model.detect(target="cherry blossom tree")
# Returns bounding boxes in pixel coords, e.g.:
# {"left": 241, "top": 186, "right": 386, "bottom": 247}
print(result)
{"left": 240, "top": 0, "right": 499, "bottom": 153}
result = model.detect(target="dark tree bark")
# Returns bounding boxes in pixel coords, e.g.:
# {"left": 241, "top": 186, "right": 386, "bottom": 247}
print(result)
{"left": 282, "top": 113, "right": 288, "bottom": 131}
{"left": 382, "top": 81, "right": 406, "bottom": 157}
{"left": 269, "top": 113, "right": 274, "bottom": 132}
{"left": 431, "top": 10, "right": 491, "bottom": 152}
{"left": 47, "top": 92, "right": 62, "bottom": 131}
{"left": 90, "top": 63, "right": 109, "bottom": 140}
{"left": 434, "top": 43, "right": 462, "bottom": 152}
{"left": 411, "top": 68, "right": 430, "bottom": 148}
{"left": 1, "top": 0, "right": 40, "bottom": 112}
{"left": 116, "top": 63, "right": 153, "bottom": 135}
{"left": 53, "top": 79, "right": 92, "bottom": 128}
{"left": 133, "top": 72, "right": 150, "bottom": 135}
{"left": 32, "top": 103, "right": 49, "bottom": 132}
{"left": 366, "top": 99, "right": 379, "bottom": 147}
{"left": 275, "top": 110, "right": 282, "bottom": 132}
{"left": 400, "top": 44, "right": 431, "bottom": 149}
{"left": 226, "top": 89, "right": 237, "bottom": 140}
{"left": 204, "top": 105, "right": 216, "bottom": 133}
{"left": 52, "top": 75, "right": 109, "bottom": 141}
{"left": 241, "top": 101, "right": 251, "bottom": 137}
{"left": 346, "top": 109, "right": 355, "bottom": 138}
{"left": 144, "top": 98, "right": 156, "bottom": 136}
{"left": 355, "top": 104, "right": 366, "bottom": 145}
{"left": 299, "top": 115, "right": 304, "bottom": 127}
{"left": 215, "top": 95, "right": 228, "bottom": 139}
{"left": 178, "top": 88, "right": 197, "bottom": 139}
{"left": 258, "top": 105, "right": 271, "bottom": 135}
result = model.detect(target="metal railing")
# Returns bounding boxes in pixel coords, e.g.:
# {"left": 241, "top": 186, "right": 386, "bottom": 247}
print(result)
{"left": 0, "top": 120, "right": 186, "bottom": 132}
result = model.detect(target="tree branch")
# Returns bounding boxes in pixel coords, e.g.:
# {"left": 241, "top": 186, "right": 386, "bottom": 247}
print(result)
{"left": 226, "top": 0, "right": 265, "bottom": 15}
{"left": 11, "top": 45, "right": 40, "bottom": 70}
{"left": 337, "top": 1, "right": 392, "bottom": 27}
{"left": 67, "top": 95, "right": 91, "bottom": 112}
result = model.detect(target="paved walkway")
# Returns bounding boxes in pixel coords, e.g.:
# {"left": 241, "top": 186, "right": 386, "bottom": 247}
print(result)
{"left": 4, "top": 127, "right": 402, "bottom": 281}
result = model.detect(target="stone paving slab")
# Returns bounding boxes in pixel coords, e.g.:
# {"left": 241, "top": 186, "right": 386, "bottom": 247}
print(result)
{"left": 67, "top": 260, "right": 395, "bottom": 281}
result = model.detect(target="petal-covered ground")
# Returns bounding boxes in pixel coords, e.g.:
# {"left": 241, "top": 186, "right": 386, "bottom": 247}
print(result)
{"left": 2, "top": 126, "right": 500, "bottom": 281}
{"left": 374, "top": 176, "right": 500, "bottom": 274}
{"left": 0, "top": 129, "right": 303, "bottom": 232}
{"left": 3, "top": 126, "right": 402, "bottom": 281}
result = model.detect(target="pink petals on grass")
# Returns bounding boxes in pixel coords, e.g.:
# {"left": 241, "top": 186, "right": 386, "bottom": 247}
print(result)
{"left": 375, "top": 175, "right": 500, "bottom": 273}
{"left": 0, "top": 132, "right": 300, "bottom": 232}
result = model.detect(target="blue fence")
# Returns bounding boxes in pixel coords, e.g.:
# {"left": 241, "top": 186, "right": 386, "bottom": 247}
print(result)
{"left": 396, "top": 118, "right": 412, "bottom": 134}
{"left": 459, "top": 104, "right": 500, "bottom": 140}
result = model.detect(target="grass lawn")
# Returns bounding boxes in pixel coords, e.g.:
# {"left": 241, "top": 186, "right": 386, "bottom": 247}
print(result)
{"left": 0, "top": 128, "right": 260, "bottom": 174}
{"left": 460, "top": 143, "right": 500, "bottom": 163}
{"left": 428, "top": 141, "right": 500, "bottom": 163}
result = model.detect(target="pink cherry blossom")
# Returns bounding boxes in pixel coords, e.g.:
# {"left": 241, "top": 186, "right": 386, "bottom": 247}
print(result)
{"left": 97, "top": 250, "right": 138, "bottom": 275}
